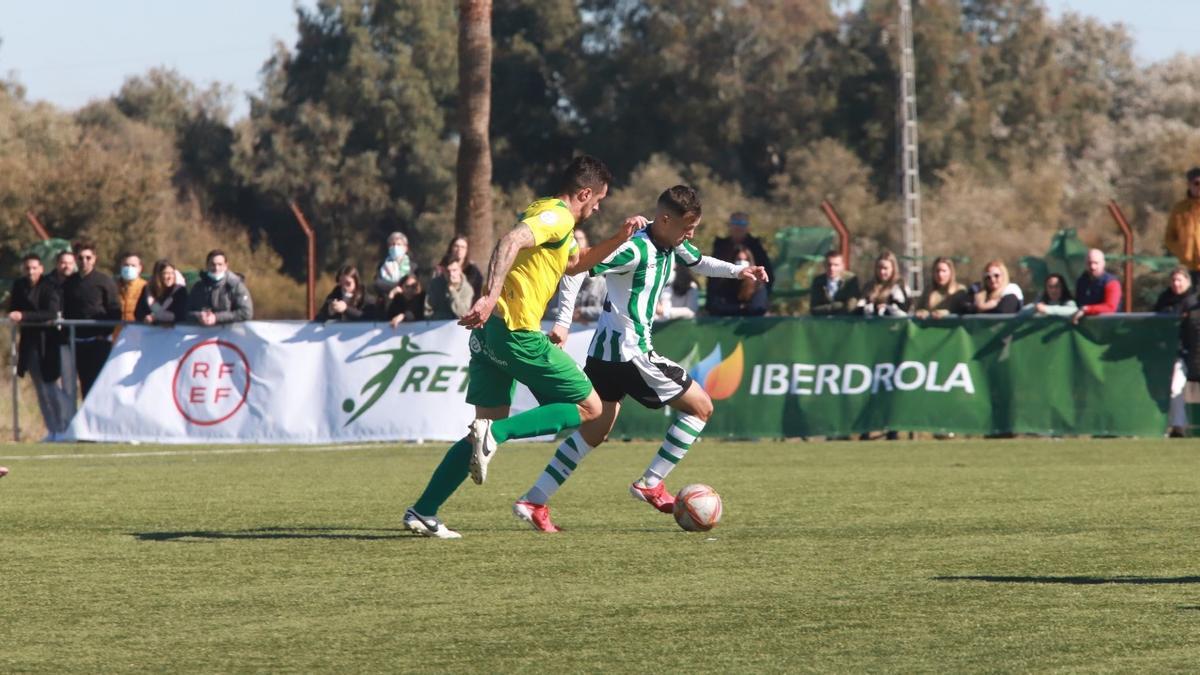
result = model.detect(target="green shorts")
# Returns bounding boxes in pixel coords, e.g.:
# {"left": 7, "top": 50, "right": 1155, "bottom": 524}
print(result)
{"left": 466, "top": 315, "right": 593, "bottom": 408}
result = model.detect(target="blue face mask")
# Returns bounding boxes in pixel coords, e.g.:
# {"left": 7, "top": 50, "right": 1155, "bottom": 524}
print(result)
{"left": 389, "top": 245, "right": 407, "bottom": 261}
{"left": 120, "top": 266, "right": 139, "bottom": 282}
{"left": 208, "top": 270, "right": 226, "bottom": 282}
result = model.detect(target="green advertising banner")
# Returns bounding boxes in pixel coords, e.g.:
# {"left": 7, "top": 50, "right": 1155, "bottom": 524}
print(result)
{"left": 610, "top": 316, "right": 1179, "bottom": 438}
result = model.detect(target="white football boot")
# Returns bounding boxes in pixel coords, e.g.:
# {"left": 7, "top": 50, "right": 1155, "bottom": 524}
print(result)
{"left": 467, "top": 418, "right": 498, "bottom": 485}
{"left": 402, "top": 508, "right": 462, "bottom": 539}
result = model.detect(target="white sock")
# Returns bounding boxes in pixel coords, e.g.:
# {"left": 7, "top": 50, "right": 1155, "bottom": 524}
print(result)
{"left": 522, "top": 431, "right": 593, "bottom": 504}
{"left": 642, "top": 414, "right": 706, "bottom": 487}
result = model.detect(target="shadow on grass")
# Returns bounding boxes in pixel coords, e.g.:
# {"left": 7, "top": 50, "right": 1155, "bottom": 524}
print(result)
{"left": 934, "top": 575, "right": 1200, "bottom": 585}
{"left": 131, "top": 526, "right": 413, "bottom": 542}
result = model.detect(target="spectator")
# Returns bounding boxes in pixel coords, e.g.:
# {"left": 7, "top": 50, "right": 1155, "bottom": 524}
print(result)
{"left": 1072, "top": 248, "right": 1121, "bottom": 324}
{"left": 188, "top": 249, "right": 254, "bottom": 326}
{"left": 135, "top": 259, "right": 189, "bottom": 325}
{"left": 546, "top": 229, "right": 608, "bottom": 324}
{"left": 914, "top": 257, "right": 969, "bottom": 319}
{"left": 1029, "top": 273, "right": 1078, "bottom": 317}
{"left": 1164, "top": 167, "right": 1200, "bottom": 287}
{"left": 50, "top": 250, "right": 79, "bottom": 414}
{"left": 317, "top": 265, "right": 369, "bottom": 322}
{"left": 424, "top": 259, "right": 474, "bottom": 320}
{"left": 374, "top": 231, "right": 415, "bottom": 299}
{"left": 708, "top": 245, "right": 769, "bottom": 316}
{"left": 657, "top": 266, "right": 700, "bottom": 320}
{"left": 386, "top": 273, "right": 426, "bottom": 328}
{"left": 116, "top": 251, "right": 146, "bottom": 322}
{"left": 437, "top": 236, "right": 485, "bottom": 304}
{"left": 62, "top": 240, "right": 121, "bottom": 398}
{"left": 810, "top": 250, "right": 860, "bottom": 316}
{"left": 1155, "top": 268, "right": 1199, "bottom": 437}
{"left": 706, "top": 211, "right": 774, "bottom": 314}
{"left": 7, "top": 253, "right": 71, "bottom": 436}
{"left": 857, "top": 250, "right": 911, "bottom": 317}
{"left": 972, "top": 260, "right": 1023, "bottom": 314}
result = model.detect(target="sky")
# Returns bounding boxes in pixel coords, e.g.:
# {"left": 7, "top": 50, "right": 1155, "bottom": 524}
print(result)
{"left": 0, "top": 1, "right": 1197, "bottom": 122}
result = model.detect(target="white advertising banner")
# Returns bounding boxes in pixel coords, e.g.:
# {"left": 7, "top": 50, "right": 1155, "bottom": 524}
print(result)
{"left": 64, "top": 321, "right": 596, "bottom": 444}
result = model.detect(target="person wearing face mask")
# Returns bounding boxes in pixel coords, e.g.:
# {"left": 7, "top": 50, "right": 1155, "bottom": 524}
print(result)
{"left": 187, "top": 249, "right": 254, "bottom": 326}
{"left": 374, "top": 231, "right": 416, "bottom": 301}
{"left": 316, "top": 265, "right": 368, "bottom": 322}
{"left": 62, "top": 240, "right": 121, "bottom": 399}
{"left": 116, "top": 252, "right": 147, "bottom": 322}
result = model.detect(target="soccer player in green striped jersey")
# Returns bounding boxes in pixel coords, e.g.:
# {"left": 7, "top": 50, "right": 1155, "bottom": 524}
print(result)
{"left": 512, "top": 185, "right": 770, "bottom": 532}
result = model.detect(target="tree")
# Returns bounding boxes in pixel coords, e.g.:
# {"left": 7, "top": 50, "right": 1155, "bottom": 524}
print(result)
{"left": 456, "top": 0, "right": 494, "bottom": 258}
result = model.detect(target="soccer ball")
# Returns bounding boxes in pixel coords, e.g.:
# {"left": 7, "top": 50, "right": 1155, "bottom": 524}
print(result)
{"left": 673, "top": 483, "right": 723, "bottom": 532}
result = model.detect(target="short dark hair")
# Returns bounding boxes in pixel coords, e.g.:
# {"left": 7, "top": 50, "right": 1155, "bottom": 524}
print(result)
{"left": 72, "top": 239, "right": 96, "bottom": 255}
{"left": 56, "top": 249, "right": 75, "bottom": 263}
{"left": 558, "top": 155, "right": 613, "bottom": 195}
{"left": 22, "top": 253, "right": 42, "bottom": 264}
{"left": 206, "top": 249, "right": 227, "bottom": 265}
{"left": 657, "top": 185, "right": 702, "bottom": 217}
{"left": 824, "top": 250, "right": 843, "bottom": 261}
{"left": 1188, "top": 167, "right": 1200, "bottom": 182}
{"left": 119, "top": 251, "right": 140, "bottom": 263}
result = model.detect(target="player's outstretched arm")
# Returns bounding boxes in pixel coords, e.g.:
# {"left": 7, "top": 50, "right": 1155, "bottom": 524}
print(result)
{"left": 458, "top": 223, "right": 537, "bottom": 329}
{"left": 565, "top": 215, "right": 645, "bottom": 276}
{"left": 689, "top": 255, "right": 769, "bottom": 281}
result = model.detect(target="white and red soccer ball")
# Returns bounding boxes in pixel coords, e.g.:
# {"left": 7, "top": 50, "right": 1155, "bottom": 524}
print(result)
{"left": 673, "top": 483, "right": 722, "bottom": 532}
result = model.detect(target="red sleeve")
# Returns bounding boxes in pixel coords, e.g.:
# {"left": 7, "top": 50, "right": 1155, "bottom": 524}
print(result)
{"left": 1083, "top": 279, "right": 1122, "bottom": 315}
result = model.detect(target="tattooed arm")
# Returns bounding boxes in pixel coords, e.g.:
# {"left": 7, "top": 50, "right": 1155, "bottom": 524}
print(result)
{"left": 457, "top": 223, "right": 537, "bottom": 329}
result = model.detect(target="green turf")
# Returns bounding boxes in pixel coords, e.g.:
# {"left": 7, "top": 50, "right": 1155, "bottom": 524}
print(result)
{"left": 2, "top": 438, "right": 1200, "bottom": 673}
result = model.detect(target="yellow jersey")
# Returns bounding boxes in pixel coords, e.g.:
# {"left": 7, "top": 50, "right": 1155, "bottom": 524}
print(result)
{"left": 495, "top": 197, "right": 578, "bottom": 331}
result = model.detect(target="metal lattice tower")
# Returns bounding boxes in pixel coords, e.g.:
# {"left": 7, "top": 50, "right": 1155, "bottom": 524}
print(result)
{"left": 898, "top": 0, "right": 923, "bottom": 294}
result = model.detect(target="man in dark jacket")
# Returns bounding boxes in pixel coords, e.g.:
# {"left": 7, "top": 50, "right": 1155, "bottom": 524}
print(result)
{"left": 62, "top": 241, "right": 121, "bottom": 399}
{"left": 7, "top": 253, "right": 72, "bottom": 435}
{"left": 706, "top": 211, "right": 775, "bottom": 315}
{"left": 188, "top": 249, "right": 254, "bottom": 325}
{"left": 810, "top": 250, "right": 860, "bottom": 315}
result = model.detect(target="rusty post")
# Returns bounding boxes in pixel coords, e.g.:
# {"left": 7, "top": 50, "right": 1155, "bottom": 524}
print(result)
{"left": 1105, "top": 200, "right": 1135, "bottom": 314}
{"left": 819, "top": 200, "right": 852, "bottom": 268}
{"left": 288, "top": 201, "right": 317, "bottom": 320}
{"left": 26, "top": 211, "right": 50, "bottom": 240}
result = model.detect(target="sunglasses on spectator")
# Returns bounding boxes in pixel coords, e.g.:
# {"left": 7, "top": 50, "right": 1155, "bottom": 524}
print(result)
{"left": 1191, "top": 180, "right": 1200, "bottom": 187}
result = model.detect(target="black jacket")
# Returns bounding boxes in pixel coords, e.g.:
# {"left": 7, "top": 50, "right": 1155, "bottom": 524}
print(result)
{"left": 1153, "top": 289, "right": 1199, "bottom": 316}
{"left": 706, "top": 233, "right": 775, "bottom": 315}
{"left": 7, "top": 275, "right": 62, "bottom": 380}
{"left": 316, "top": 286, "right": 370, "bottom": 322}
{"left": 61, "top": 270, "right": 121, "bottom": 338}
{"left": 809, "top": 274, "right": 861, "bottom": 315}
{"left": 135, "top": 284, "right": 190, "bottom": 324}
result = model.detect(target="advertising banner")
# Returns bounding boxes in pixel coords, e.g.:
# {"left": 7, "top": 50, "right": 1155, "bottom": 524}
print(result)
{"left": 609, "top": 316, "right": 1177, "bottom": 438}
{"left": 63, "top": 316, "right": 1178, "bottom": 443}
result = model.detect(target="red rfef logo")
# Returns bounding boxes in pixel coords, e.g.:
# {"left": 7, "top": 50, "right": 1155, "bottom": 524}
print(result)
{"left": 172, "top": 339, "right": 252, "bottom": 426}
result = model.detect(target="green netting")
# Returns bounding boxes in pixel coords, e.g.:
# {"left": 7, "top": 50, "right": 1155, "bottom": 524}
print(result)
{"left": 1020, "top": 229, "right": 1089, "bottom": 288}
{"left": 773, "top": 226, "right": 836, "bottom": 294}
{"left": 22, "top": 238, "right": 72, "bottom": 268}
{"left": 1020, "top": 228, "right": 1181, "bottom": 288}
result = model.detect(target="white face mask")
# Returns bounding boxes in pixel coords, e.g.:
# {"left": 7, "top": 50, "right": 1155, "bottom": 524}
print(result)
{"left": 208, "top": 270, "right": 226, "bottom": 282}
{"left": 120, "top": 265, "right": 139, "bottom": 282}
{"left": 389, "top": 245, "right": 407, "bottom": 260}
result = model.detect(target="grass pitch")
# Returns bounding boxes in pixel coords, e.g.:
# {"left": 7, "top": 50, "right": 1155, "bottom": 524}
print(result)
{"left": 3, "top": 438, "right": 1200, "bottom": 673}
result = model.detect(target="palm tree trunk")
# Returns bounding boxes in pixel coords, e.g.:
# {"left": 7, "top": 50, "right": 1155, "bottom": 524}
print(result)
{"left": 456, "top": 0, "right": 494, "bottom": 258}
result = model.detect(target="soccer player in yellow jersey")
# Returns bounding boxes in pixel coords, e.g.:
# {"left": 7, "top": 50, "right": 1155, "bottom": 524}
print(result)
{"left": 404, "top": 155, "right": 637, "bottom": 538}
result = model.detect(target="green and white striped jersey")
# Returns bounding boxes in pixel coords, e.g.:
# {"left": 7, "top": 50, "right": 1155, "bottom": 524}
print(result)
{"left": 586, "top": 223, "right": 735, "bottom": 362}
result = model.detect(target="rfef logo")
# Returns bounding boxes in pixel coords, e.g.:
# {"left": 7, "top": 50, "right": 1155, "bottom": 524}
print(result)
{"left": 172, "top": 339, "right": 251, "bottom": 426}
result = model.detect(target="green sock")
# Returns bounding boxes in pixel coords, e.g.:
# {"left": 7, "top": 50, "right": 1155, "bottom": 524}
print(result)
{"left": 491, "top": 403, "right": 582, "bottom": 443}
{"left": 412, "top": 438, "right": 470, "bottom": 516}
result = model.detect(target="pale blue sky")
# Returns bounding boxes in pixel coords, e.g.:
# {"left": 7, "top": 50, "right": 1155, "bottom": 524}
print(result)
{"left": 0, "top": 1, "right": 1196, "bottom": 122}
